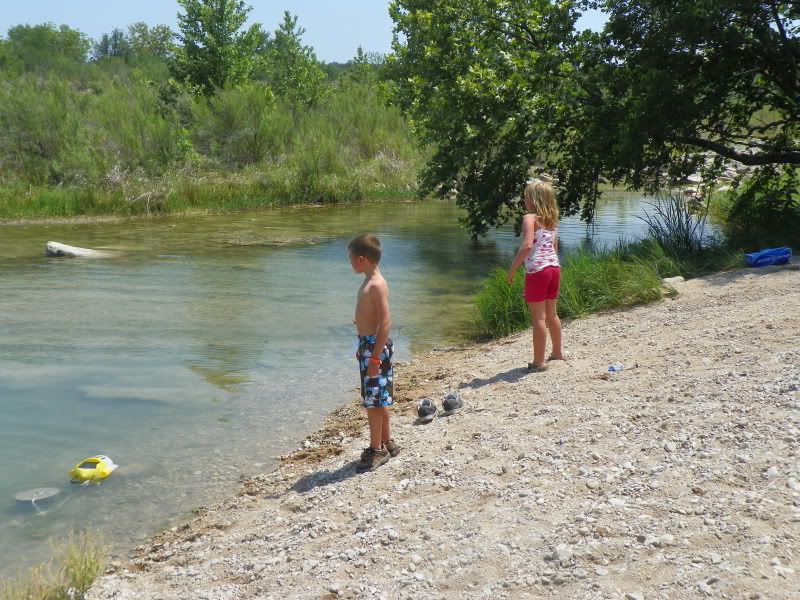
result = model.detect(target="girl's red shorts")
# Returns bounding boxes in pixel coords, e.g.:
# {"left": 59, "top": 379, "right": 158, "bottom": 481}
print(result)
{"left": 524, "top": 266, "right": 561, "bottom": 302}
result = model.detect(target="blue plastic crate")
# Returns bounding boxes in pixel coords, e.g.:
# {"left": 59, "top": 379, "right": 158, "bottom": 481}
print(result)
{"left": 745, "top": 247, "right": 793, "bottom": 268}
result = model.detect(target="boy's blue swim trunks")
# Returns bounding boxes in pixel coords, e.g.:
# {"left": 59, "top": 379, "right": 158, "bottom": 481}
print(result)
{"left": 356, "top": 335, "right": 394, "bottom": 408}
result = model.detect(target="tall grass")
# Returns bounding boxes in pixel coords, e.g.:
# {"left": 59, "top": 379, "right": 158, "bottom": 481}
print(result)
{"left": 0, "top": 532, "right": 107, "bottom": 600}
{"left": 557, "top": 248, "right": 667, "bottom": 319}
{"left": 473, "top": 193, "right": 746, "bottom": 340}
{"left": 639, "top": 191, "right": 711, "bottom": 258}
{"left": 472, "top": 243, "right": 676, "bottom": 339}
{"left": 473, "top": 267, "right": 529, "bottom": 338}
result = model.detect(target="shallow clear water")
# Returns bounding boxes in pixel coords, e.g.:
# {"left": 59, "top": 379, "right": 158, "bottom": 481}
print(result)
{"left": 0, "top": 195, "right": 655, "bottom": 576}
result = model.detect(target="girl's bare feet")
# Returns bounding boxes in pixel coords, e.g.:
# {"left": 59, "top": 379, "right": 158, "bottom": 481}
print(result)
{"left": 547, "top": 354, "right": 566, "bottom": 362}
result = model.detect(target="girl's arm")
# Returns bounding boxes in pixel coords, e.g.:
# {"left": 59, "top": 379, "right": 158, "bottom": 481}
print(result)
{"left": 506, "top": 214, "right": 536, "bottom": 284}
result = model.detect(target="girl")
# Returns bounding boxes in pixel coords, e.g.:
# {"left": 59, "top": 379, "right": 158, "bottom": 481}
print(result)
{"left": 506, "top": 180, "right": 564, "bottom": 372}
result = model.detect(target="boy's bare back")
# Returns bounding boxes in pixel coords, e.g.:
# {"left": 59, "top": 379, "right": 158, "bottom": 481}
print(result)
{"left": 354, "top": 273, "right": 390, "bottom": 337}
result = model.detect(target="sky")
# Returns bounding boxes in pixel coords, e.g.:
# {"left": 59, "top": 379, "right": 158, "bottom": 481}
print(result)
{"left": 0, "top": 1, "right": 607, "bottom": 64}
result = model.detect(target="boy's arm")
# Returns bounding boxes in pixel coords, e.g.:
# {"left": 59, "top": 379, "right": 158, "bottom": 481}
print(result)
{"left": 367, "top": 282, "right": 392, "bottom": 376}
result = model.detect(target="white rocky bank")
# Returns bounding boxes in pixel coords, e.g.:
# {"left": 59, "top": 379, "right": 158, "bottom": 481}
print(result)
{"left": 88, "top": 265, "right": 800, "bottom": 600}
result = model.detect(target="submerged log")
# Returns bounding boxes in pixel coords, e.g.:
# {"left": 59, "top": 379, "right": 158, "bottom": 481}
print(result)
{"left": 45, "top": 241, "right": 111, "bottom": 258}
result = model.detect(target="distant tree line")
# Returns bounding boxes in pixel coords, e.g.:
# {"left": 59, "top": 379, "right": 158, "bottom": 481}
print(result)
{"left": 0, "top": 0, "right": 420, "bottom": 218}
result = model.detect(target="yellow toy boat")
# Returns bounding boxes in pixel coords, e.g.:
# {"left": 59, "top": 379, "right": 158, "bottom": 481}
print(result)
{"left": 69, "top": 455, "right": 119, "bottom": 483}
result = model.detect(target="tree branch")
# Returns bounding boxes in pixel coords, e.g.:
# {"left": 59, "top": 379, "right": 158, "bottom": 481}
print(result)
{"left": 674, "top": 136, "right": 800, "bottom": 165}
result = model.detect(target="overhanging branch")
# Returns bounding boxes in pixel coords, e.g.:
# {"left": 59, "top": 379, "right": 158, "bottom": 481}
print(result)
{"left": 674, "top": 136, "right": 800, "bottom": 165}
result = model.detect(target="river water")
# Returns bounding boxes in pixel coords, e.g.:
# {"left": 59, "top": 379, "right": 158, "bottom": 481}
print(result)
{"left": 0, "top": 195, "right": 654, "bottom": 576}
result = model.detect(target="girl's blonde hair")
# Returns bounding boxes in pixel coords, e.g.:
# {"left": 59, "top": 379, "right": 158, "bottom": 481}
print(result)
{"left": 524, "top": 181, "right": 559, "bottom": 229}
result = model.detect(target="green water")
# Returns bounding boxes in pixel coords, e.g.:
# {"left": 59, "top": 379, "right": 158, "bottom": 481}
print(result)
{"left": 0, "top": 197, "right": 654, "bottom": 576}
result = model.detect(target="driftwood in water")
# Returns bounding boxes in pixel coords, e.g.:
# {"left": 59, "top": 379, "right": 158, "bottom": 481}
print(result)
{"left": 45, "top": 241, "right": 111, "bottom": 258}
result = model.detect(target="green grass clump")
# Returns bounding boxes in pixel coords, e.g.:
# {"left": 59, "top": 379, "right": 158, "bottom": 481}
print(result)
{"left": 472, "top": 234, "right": 745, "bottom": 340}
{"left": 557, "top": 249, "right": 665, "bottom": 320}
{"left": 473, "top": 267, "right": 529, "bottom": 339}
{"left": 473, "top": 241, "right": 680, "bottom": 339}
{"left": 0, "top": 532, "right": 107, "bottom": 600}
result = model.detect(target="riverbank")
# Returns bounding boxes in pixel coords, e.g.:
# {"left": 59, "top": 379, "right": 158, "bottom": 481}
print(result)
{"left": 87, "top": 263, "right": 800, "bottom": 600}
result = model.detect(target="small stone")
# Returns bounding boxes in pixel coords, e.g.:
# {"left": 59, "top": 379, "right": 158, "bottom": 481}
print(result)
{"left": 698, "top": 581, "right": 713, "bottom": 595}
{"left": 774, "top": 565, "right": 795, "bottom": 578}
{"left": 643, "top": 534, "right": 660, "bottom": 546}
{"left": 547, "top": 544, "right": 572, "bottom": 565}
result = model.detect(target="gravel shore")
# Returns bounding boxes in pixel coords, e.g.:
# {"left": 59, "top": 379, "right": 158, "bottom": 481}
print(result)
{"left": 88, "top": 264, "right": 800, "bottom": 600}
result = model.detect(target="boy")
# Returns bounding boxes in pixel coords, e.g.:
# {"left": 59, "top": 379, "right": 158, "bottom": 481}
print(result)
{"left": 348, "top": 234, "right": 399, "bottom": 472}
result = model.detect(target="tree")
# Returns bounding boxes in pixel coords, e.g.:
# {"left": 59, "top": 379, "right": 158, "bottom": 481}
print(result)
{"left": 256, "top": 11, "right": 325, "bottom": 106}
{"left": 127, "top": 22, "right": 176, "bottom": 59}
{"left": 389, "top": 1, "right": 580, "bottom": 236}
{"left": 92, "top": 28, "right": 131, "bottom": 61}
{"left": 389, "top": 0, "right": 800, "bottom": 237}
{"left": 5, "top": 24, "right": 90, "bottom": 72}
{"left": 172, "top": 0, "right": 266, "bottom": 95}
{"left": 0, "top": 39, "right": 15, "bottom": 71}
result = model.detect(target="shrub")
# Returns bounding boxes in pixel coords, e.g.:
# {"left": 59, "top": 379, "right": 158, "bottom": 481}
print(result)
{"left": 721, "top": 166, "right": 800, "bottom": 250}
{"left": 188, "top": 84, "right": 293, "bottom": 166}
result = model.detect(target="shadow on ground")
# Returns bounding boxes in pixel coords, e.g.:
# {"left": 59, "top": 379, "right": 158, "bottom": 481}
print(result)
{"left": 460, "top": 366, "right": 531, "bottom": 389}
{"left": 290, "top": 460, "right": 361, "bottom": 494}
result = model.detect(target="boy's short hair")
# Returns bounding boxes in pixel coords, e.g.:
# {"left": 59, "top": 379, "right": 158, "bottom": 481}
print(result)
{"left": 348, "top": 234, "right": 382, "bottom": 263}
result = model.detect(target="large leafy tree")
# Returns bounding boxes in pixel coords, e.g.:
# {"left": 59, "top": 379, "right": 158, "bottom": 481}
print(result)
{"left": 389, "top": 1, "right": 582, "bottom": 236}
{"left": 389, "top": 0, "right": 800, "bottom": 237}
{"left": 173, "top": 0, "right": 266, "bottom": 95}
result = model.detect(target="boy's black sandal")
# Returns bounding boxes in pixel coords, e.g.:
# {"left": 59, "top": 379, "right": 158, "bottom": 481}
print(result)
{"left": 356, "top": 447, "right": 390, "bottom": 473}
{"left": 384, "top": 439, "right": 400, "bottom": 457}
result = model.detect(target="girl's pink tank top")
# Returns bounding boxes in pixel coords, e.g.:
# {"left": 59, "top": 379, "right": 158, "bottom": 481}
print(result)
{"left": 524, "top": 227, "right": 560, "bottom": 273}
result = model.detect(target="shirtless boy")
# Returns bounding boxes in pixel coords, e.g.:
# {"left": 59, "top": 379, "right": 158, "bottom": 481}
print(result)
{"left": 348, "top": 234, "right": 399, "bottom": 472}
